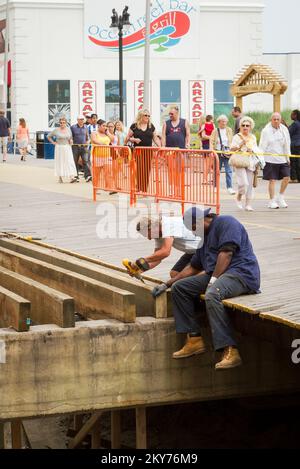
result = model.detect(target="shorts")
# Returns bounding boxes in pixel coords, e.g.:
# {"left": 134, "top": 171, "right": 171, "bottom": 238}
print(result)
{"left": 0, "top": 136, "right": 8, "bottom": 150}
{"left": 263, "top": 162, "right": 290, "bottom": 180}
{"left": 171, "top": 253, "right": 194, "bottom": 273}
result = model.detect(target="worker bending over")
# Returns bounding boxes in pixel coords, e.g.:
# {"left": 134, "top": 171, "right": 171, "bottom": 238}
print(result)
{"left": 126, "top": 214, "right": 202, "bottom": 278}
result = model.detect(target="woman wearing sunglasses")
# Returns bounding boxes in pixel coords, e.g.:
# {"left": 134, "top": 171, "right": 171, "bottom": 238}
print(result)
{"left": 230, "top": 116, "right": 259, "bottom": 211}
{"left": 125, "top": 109, "right": 161, "bottom": 192}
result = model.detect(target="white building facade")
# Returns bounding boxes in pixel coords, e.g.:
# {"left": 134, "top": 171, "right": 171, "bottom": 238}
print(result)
{"left": 0, "top": 0, "right": 288, "bottom": 132}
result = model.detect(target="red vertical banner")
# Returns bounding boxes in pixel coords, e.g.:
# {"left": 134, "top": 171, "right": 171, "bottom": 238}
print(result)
{"left": 78, "top": 80, "right": 97, "bottom": 116}
{"left": 134, "top": 80, "right": 152, "bottom": 116}
{"left": 189, "top": 80, "right": 206, "bottom": 125}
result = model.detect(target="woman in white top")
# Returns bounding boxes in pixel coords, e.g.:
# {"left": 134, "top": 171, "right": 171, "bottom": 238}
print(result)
{"left": 230, "top": 116, "right": 259, "bottom": 211}
{"left": 47, "top": 117, "right": 77, "bottom": 183}
{"left": 210, "top": 115, "right": 235, "bottom": 195}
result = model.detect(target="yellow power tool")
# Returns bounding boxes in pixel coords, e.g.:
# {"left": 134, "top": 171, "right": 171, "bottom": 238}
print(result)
{"left": 122, "top": 259, "right": 145, "bottom": 283}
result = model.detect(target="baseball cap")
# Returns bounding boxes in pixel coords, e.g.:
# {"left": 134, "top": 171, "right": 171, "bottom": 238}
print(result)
{"left": 183, "top": 207, "right": 211, "bottom": 231}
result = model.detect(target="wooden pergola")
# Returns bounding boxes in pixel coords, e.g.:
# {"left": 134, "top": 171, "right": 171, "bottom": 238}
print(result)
{"left": 231, "top": 64, "right": 288, "bottom": 113}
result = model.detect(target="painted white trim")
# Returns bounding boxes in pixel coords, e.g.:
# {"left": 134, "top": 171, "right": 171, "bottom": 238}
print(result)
{"left": 0, "top": 1, "right": 264, "bottom": 13}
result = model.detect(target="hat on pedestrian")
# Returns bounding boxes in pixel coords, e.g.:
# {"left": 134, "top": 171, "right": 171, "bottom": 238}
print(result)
{"left": 183, "top": 206, "right": 211, "bottom": 231}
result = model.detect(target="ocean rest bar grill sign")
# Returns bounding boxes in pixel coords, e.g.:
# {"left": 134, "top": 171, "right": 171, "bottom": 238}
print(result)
{"left": 84, "top": 0, "right": 199, "bottom": 58}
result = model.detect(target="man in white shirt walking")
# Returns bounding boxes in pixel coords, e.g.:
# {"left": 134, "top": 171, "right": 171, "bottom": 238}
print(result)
{"left": 260, "top": 113, "right": 291, "bottom": 209}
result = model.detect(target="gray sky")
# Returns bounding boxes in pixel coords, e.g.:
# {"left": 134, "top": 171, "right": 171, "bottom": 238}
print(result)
{"left": 263, "top": 0, "right": 300, "bottom": 53}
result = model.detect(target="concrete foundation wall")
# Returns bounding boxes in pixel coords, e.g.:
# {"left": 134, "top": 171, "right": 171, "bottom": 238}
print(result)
{"left": 0, "top": 317, "right": 299, "bottom": 420}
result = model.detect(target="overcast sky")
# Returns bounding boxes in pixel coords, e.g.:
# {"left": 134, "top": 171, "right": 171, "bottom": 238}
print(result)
{"left": 263, "top": 0, "right": 300, "bottom": 54}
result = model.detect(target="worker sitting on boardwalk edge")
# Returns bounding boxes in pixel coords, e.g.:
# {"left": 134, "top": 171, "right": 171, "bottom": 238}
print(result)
{"left": 152, "top": 207, "right": 261, "bottom": 370}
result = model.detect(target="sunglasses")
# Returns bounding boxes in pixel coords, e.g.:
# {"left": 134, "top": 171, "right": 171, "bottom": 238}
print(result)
{"left": 143, "top": 114, "right": 150, "bottom": 117}
{"left": 241, "top": 124, "right": 250, "bottom": 127}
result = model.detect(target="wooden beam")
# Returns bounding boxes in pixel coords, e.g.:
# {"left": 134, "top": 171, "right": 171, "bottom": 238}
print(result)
{"left": 91, "top": 418, "right": 102, "bottom": 449}
{"left": 0, "top": 285, "right": 30, "bottom": 331}
{"left": 0, "top": 238, "right": 165, "bottom": 318}
{"left": 0, "top": 266, "right": 75, "bottom": 328}
{"left": 11, "top": 419, "right": 22, "bottom": 449}
{"left": 136, "top": 407, "right": 147, "bottom": 449}
{"left": 0, "top": 246, "right": 136, "bottom": 323}
{"left": 68, "top": 411, "right": 103, "bottom": 449}
{"left": 111, "top": 410, "right": 121, "bottom": 449}
{"left": 73, "top": 414, "right": 84, "bottom": 432}
{"left": 0, "top": 422, "right": 4, "bottom": 449}
{"left": 273, "top": 94, "right": 281, "bottom": 113}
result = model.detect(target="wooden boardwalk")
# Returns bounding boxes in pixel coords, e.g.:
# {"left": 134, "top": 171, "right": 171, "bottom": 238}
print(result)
{"left": 1, "top": 157, "right": 300, "bottom": 331}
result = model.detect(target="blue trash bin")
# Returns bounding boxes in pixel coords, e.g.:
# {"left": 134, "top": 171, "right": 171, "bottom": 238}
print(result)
{"left": 44, "top": 131, "right": 55, "bottom": 159}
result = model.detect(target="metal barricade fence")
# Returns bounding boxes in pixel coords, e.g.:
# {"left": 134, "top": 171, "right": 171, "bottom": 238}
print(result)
{"left": 92, "top": 146, "right": 220, "bottom": 214}
{"left": 131, "top": 147, "right": 220, "bottom": 213}
{"left": 92, "top": 145, "right": 133, "bottom": 202}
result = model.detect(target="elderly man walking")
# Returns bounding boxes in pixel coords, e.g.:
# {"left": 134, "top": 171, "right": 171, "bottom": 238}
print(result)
{"left": 260, "top": 113, "right": 291, "bottom": 209}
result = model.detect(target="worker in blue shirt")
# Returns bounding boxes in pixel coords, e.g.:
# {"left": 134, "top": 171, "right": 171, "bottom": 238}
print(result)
{"left": 152, "top": 207, "right": 260, "bottom": 370}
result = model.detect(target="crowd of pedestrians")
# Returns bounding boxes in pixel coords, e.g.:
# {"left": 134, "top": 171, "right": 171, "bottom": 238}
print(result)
{"left": 1, "top": 106, "right": 299, "bottom": 210}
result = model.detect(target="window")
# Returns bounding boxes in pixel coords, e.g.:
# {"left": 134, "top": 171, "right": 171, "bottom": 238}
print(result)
{"left": 213, "top": 80, "right": 234, "bottom": 117}
{"left": 48, "top": 80, "right": 70, "bottom": 127}
{"left": 160, "top": 80, "right": 181, "bottom": 124}
{"left": 105, "top": 80, "right": 127, "bottom": 125}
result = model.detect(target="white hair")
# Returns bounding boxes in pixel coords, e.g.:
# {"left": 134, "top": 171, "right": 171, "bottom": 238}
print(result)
{"left": 217, "top": 114, "right": 228, "bottom": 123}
{"left": 240, "top": 116, "right": 255, "bottom": 130}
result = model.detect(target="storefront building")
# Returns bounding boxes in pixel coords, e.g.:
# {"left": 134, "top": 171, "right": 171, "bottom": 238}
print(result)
{"left": 1, "top": 0, "right": 295, "bottom": 132}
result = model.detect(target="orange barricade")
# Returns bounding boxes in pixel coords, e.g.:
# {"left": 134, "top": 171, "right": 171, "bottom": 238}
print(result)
{"left": 92, "top": 145, "right": 133, "bottom": 202}
{"left": 92, "top": 145, "right": 220, "bottom": 214}
{"left": 131, "top": 148, "right": 220, "bottom": 214}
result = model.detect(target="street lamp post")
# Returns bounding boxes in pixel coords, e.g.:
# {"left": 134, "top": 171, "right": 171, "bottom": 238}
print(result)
{"left": 110, "top": 6, "right": 131, "bottom": 123}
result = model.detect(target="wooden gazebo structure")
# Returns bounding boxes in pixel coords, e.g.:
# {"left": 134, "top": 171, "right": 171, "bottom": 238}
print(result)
{"left": 231, "top": 64, "right": 288, "bottom": 112}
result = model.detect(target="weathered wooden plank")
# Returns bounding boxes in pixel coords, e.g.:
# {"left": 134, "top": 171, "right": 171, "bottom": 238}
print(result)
{"left": 136, "top": 407, "right": 147, "bottom": 449}
{"left": 111, "top": 411, "right": 121, "bottom": 449}
{"left": 0, "top": 285, "right": 30, "bottom": 331}
{"left": 0, "top": 238, "right": 166, "bottom": 319}
{"left": 68, "top": 412, "right": 103, "bottom": 449}
{"left": 0, "top": 247, "right": 136, "bottom": 323}
{"left": 0, "top": 266, "right": 75, "bottom": 328}
{"left": 11, "top": 420, "right": 22, "bottom": 449}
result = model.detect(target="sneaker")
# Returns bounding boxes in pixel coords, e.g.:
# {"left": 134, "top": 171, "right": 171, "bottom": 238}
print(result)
{"left": 236, "top": 198, "right": 243, "bottom": 210}
{"left": 245, "top": 205, "right": 254, "bottom": 211}
{"left": 86, "top": 176, "right": 92, "bottom": 183}
{"left": 268, "top": 200, "right": 279, "bottom": 209}
{"left": 70, "top": 177, "right": 79, "bottom": 183}
{"left": 172, "top": 335, "right": 206, "bottom": 359}
{"left": 215, "top": 346, "right": 242, "bottom": 370}
{"left": 227, "top": 187, "right": 236, "bottom": 195}
{"left": 276, "top": 195, "right": 288, "bottom": 208}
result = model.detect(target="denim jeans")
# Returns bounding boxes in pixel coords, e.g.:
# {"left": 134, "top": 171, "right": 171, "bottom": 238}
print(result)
{"left": 171, "top": 273, "right": 251, "bottom": 350}
{"left": 72, "top": 145, "right": 91, "bottom": 179}
{"left": 219, "top": 156, "right": 233, "bottom": 189}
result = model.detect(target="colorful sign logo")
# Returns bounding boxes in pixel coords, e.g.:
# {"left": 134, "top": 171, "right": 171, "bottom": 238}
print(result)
{"left": 88, "top": 11, "right": 191, "bottom": 53}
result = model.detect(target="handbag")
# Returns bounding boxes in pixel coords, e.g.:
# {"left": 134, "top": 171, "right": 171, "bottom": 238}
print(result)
{"left": 229, "top": 153, "right": 250, "bottom": 169}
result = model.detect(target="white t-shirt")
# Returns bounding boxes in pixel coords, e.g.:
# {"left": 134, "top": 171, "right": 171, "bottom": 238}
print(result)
{"left": 217, "top": 128, "right": 229, "bottom": 151}
{"left": 154, "top": 216, "right": 201, "bottom": 253}
{"left": 260, "top": 124, "right": 291, "bottom": 164}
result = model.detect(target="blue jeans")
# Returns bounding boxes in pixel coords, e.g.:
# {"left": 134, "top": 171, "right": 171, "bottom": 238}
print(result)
{"left": 219, "top": 156, "right": 233, "bottom": 189}
{"left": 171, "top": 273, "right": 251, "bottom": 350}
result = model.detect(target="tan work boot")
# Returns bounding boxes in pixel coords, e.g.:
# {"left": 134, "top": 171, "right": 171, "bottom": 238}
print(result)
{"left": 172, "top": 335, "right": 206, "bottom": 359}
{"left": 215, "top": 346, "right": 242, "bottom": 370}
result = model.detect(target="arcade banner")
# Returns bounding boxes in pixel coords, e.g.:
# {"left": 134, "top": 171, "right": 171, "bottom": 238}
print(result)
{"left": 84, "top": 0, "right": 200, "bottom": 58}
{"left": 189, "top": 80, "right": 206, "bottom": 125}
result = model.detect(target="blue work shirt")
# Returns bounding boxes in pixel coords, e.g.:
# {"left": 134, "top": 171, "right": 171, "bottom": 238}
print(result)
{"left": 190, "top": 215, "right": 260, "bottom": 293}
{"left": 71, "top": 124, "right": 88, "bottom": 144}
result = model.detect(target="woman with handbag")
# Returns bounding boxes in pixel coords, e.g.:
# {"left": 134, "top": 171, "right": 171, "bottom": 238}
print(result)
{"left": 210, "top": 115, "right": 235, "bottom": 194}
{"left": 230, "top": 116, "right": 259, "bottom": 211}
